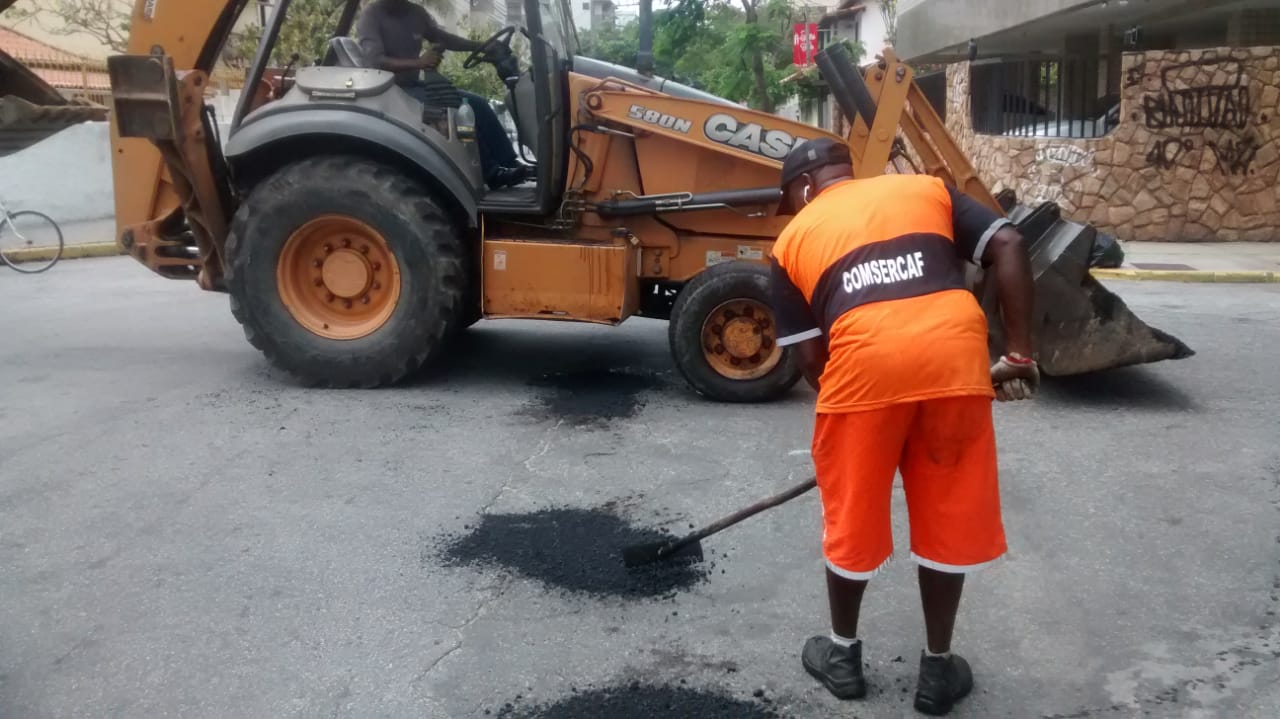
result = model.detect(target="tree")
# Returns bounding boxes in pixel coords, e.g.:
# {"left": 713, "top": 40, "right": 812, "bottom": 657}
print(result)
{"left": 879, "top": 0, "right": 897, "bottom": 47}
{"left": 578, "top": 0, "right": 798, "bottom": 112}
{"left": 8, "top": 0, "right": 132, "bottom": 53}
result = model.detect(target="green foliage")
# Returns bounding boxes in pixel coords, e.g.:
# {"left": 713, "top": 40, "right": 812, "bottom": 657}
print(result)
{"left": 577, "top": 0, "right": 815, "bottom": 112}
{"left": 227, "top": 0, "right": 349, "bottom": 68}
{"left": 438, "top": 28, "right": 510, "bottom": 98}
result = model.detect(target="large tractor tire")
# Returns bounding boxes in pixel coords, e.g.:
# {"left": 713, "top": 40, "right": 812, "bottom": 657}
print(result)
{"left": 669, "top": 261, "right": 802, "bottom": 402}
{"left": 224, "top": 156, "right": 466, "bottom": 387}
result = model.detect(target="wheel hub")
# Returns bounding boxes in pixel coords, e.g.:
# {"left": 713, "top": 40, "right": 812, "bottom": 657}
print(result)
{"left": 276, "top": 215, "right": 401, "bottom": 340}
{"left": 701, "top": 299, "right": 783, "bottom": 380}
{"left": 321, "top": 249, "right": 373, "bottom": 298}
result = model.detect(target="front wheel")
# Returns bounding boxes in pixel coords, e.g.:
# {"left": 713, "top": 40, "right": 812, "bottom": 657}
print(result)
{"left": 0, "top": 211, "right": 64, "bottom": 273}
{"left": 668, "top": 261, "right": 802, "bottom": 402}
{"left": 224, "top": 156, "right": 466, "bottom": 387}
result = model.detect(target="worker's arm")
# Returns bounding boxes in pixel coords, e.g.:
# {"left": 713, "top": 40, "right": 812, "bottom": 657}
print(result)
{"left": 421, "top": 13, "right": 484, "bottom": 53}
{"left": 946, "top": 187, "right": 1033, "bottom": 356}
{"left": 981, "top": 226, "right": 1034, "bottom": 357}
{"left": 770, "top": 257, "right": 826, "bottom": 392}
{"left": 795, "top": 339, "right": 829, "bottom": 392}
{"left": 947, "top": 186, "right": 1038, "bottom": 399}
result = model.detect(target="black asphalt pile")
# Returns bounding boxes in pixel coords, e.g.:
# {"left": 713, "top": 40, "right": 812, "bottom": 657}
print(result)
{"left": 522, "top": 369, "right": 657, "bottom": 426}
{"left": 494, "top": 684, "right": 779, "bottom": 718}
{"left": 436, "top": 507, "right": 709, "bottom": 598}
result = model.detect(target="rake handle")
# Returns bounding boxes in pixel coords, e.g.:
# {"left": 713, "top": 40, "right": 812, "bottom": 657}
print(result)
{"left": 659, "top": 476, "right": 818, "bottom": 558}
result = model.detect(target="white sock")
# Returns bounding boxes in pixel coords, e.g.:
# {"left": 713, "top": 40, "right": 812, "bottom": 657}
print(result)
{"left": 925, "top": 648, "right": 951, "bottom": 658}
{"left": 830, "top": 632, "right": 859, "bottom": 648}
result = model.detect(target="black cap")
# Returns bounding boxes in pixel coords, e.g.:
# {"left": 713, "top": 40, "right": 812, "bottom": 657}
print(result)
{"left": 777, "top": 137, "right": 852, "bottom": 215}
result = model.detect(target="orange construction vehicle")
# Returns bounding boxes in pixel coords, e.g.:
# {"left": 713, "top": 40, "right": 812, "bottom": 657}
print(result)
{"left": 90, "top": 0, "right": 1186, "bottom": 401}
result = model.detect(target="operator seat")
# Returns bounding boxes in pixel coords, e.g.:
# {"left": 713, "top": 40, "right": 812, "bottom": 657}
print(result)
{"left": 328, "top": 37, "right": 369, "bottom": 68}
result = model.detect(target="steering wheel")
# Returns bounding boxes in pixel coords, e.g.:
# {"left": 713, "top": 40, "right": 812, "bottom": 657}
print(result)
{"left": 463, "top": 26, "right": 517, "bottom": 69}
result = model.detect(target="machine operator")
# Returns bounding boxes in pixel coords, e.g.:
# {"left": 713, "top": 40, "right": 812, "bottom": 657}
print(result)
{"left": 356, "top": 0, "right": 531, "bottom": 188}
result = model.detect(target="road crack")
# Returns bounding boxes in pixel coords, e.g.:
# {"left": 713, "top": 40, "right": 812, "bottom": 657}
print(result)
{"left": 412, "top": 576, "right": 513, "bottom": 689}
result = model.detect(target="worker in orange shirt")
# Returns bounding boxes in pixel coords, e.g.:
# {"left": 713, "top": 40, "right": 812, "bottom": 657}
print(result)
{"left": 770, "top": 138, "right": 1038, "bottom": 715}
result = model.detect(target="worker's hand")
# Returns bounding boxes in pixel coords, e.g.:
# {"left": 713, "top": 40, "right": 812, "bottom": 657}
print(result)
{"left": 418, "top": 47, "right": 443, "bottom": 71}
{"left": 990, "top": 353, "right": 1040, "bottom": 401}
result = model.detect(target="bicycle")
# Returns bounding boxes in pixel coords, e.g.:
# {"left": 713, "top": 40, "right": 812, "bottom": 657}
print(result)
{"left": 0, "top": 196, "right": 64, "bottom": 273}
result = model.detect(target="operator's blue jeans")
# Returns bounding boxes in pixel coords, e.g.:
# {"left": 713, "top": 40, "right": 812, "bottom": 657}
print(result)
{"left": 402, "top": 83, "right": 517, "bottom": 182}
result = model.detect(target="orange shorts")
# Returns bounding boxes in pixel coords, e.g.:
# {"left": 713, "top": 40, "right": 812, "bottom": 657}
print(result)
{"left": 812, "top": 396, "right": 1006, "bottom": 579}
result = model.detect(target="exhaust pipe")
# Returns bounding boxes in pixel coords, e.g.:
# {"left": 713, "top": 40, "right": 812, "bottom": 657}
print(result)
{"left": 636, "top": 0, "right": 654, "bottom": 77}
{"left": 814, "top": 43, "right": 877, "bottom": 128}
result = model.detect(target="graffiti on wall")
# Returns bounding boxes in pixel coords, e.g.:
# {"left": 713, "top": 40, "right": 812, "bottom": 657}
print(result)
{"left": 1136, "top": 56, "right": 1268, "bottom": 176}
{"left": 1142, "top": 59, "right": 1252, "bottom": 130}
{"left": 1035, "top": 145, "right": 1094, "bottom": 167}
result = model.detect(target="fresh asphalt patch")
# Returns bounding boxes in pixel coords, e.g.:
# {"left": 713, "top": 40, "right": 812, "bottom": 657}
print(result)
{"left": 520, "top": 369, "right": 661, "bottom": 427}
{"left": 491, "top": 683, "right": 780, "bottom": 718}
{"left": 433, "top": 505, "right": 712, "bottom": 599}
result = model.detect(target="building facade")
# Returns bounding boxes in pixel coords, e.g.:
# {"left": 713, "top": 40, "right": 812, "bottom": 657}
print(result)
{"left": 897, "top": 0, "right": 1280, "bottom": 241}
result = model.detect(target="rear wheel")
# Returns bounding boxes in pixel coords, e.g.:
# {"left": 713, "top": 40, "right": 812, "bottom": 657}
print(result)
{"left": 225, "top": 156, "right": 466, "bottom": 387}
{"left": 668, "top": 261, "right": 802, "bottom": 402}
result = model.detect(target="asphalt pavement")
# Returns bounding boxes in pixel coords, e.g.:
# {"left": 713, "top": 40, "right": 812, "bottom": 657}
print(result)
{"left": 1, "top": 257, "right": 1278, "bottom": 718}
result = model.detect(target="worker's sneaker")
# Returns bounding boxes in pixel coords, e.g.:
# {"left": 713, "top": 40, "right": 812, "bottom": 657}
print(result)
{"left": 914, "top": 652, "right": 973, "bottom": 715}
{"left": 801, "top": 635, "right": 866, "bottom": 699}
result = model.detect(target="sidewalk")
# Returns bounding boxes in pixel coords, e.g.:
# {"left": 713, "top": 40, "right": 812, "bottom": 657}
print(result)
{"left": 14, "top": 218, "right": 1280, "bottom": 283}
{"left": 1094, "top": 241, "right": 1280, "bottom": 283}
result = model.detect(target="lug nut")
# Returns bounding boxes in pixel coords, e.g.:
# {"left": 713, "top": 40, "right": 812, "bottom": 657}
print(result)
{"left": 372, "top": 262, "right": 381, "bottom": 271}
{"left": 343, "top": 299, "right": 352, "bottom": 309}
{"left": 323, "top": 244, "right": 333, "bottom": 253}
{"left": 326, "top": 292, "right": 335, "bottom": 302}
{"left": 361, "top": 246, "right": 370, "bottom": 254}
{"left": 342, "top": 238, "right": 351, "bottom": 248}
{"left": 730, "top": 357, "right": 741, "bottom": 366}
{"left": 372, "top": 281, "right": 381, "bottom": 290}
{"left": 361, "top": 295, "right": 370, "bottom": 304}
{"left": 313, "top": 278, "right": 323, "bottom": 286}
{"left": 312, "top": 259, "right": 322, "bottom": 268}
{"left": 713, "top": 344, "right": 725, "bottom": 354}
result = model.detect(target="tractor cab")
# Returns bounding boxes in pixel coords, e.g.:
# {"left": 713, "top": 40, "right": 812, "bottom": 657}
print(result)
{"left": 224, "top": 0, "right": 573, "bottom": 218}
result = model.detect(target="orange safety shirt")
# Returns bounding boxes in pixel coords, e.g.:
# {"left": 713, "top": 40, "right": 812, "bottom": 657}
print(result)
{"left": 770, "top": 174, "right": 1010, "bottom": 413}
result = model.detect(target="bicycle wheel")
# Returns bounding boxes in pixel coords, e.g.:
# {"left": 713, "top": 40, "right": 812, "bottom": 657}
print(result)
{"left": 0, "top": 210, "right": 64, "bottom": 273}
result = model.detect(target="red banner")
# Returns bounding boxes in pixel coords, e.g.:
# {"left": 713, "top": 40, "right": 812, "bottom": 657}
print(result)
{"left": 793, "top": 23, "right": 819, "bottom": 66}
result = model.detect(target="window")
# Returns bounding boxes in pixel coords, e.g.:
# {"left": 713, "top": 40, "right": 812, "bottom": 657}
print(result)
{"left": 970, "top": 57, "right": 1118, "bottom": 138}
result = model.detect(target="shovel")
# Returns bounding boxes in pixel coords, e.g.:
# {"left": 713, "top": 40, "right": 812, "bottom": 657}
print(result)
{"left": 621, "top": 476, "right": 818, "bottom": 568}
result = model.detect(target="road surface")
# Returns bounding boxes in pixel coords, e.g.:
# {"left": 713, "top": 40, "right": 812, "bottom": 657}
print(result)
{"left": 2, "top": 257, "right": 1278, "bottom": 717}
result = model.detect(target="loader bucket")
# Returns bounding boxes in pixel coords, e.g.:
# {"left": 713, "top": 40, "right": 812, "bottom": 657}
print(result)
{"left": 983, "top": 203, "right": 1194, "bottom": 375}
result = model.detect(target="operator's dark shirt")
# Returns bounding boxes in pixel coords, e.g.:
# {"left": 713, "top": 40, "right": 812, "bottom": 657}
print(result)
{"left": 356, "top": 0, "right": 443, "bottom": 86}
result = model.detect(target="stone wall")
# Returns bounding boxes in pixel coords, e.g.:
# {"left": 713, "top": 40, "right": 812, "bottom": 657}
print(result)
{"left": 945, "top": 46, "right": 1280, "bottom": 241}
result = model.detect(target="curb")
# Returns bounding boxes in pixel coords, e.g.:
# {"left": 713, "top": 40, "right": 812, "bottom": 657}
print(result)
{"left": 1090, "top": 268, "right": 1280, "bottom": 284}
{"left": 4, "top": 242, "right": 123, "bottom": 264}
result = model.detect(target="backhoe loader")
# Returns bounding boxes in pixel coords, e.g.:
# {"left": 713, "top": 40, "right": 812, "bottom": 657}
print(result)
{"left": 94, "top": 0, "right": 1189, "bottom": 401}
